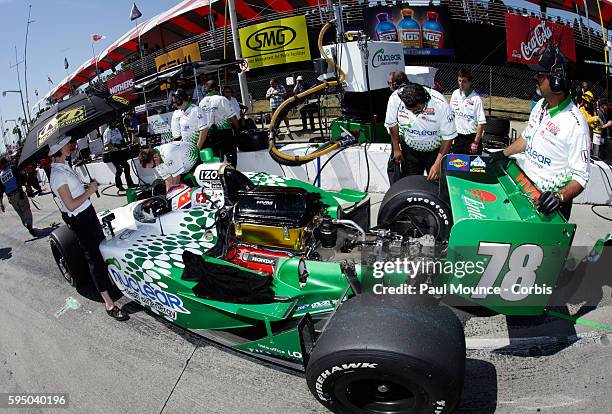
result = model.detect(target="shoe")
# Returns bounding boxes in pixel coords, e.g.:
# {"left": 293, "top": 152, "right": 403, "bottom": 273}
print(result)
{"left": 106, "top": 306, "right": 129, "bottom": 321}
{"left": 117, "top": 186, "right": 126, "bottom": 192}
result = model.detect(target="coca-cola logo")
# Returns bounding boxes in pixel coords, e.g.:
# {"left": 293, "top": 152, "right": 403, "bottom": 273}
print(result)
{"left": 520, "top": 22, "right": 552, "bottom": 61}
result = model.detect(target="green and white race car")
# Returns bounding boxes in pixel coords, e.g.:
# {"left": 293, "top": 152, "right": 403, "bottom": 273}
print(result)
{"left": 49, "top": 154, "right": 610, "bottom": 414}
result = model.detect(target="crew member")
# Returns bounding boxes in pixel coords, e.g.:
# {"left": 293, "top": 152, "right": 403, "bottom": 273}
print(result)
{"left": 266, "top": 78, "right": 290, "bottom": 133}
{"left": 293, "top": 75, "right": 318, "bottom": 131}
{"left": 449, "top": 68, "right": 487, "bottom": 154}
{"left": 139, "top": 141, "right": 199, "bottom": 191}
{"left": 49, "top": 136, "right": 128, "bottom": 321}
{"left": 384, "top": 71, "right": 457, "bottom": 184}
{"left": 103, "top": 121, "right": 135, "bottom": 191}
{"left": 490, "top": 47, "right": 590, "bottom": 219}
{"left": 192, "top": 73, "right": 209, "bottom": 103}
{"left": 579, "top": 91, "right": 600, "bottom": 136}
{"left": 170, "top": 88, "right": 208, "bottom": 149}
{"left": 0, "top": 157, "right": 36, "bottom": 236}
{"left": 198, "top": 80, "right": 240, "bottom": 166}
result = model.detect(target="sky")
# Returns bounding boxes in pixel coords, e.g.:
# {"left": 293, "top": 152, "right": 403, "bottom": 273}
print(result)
{"left": 0, "top": 0, "right": 607, "bottom": 152}
{"left": 0, "top": 0, "right": 177, "bottom": 151}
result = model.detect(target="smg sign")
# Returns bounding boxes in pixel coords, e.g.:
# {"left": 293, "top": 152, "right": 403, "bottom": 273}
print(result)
{"left": 239, "top": 15, "right": 310, "bottom": 69}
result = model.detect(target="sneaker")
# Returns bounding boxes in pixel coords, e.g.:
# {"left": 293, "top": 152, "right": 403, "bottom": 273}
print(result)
{"left": 106, "top": 306, "right": 129, "bottom": 321}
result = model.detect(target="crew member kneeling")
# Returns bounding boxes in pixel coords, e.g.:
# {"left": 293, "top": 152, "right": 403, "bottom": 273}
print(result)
{"left": 49, "top": 136, "right": 128, "bottom": 321}
{"left": 490, "top": 46, "right": 590, "bottom": 219}
{"left": 139, "top": 141, "right": 199, "bottom": 191}
{"left": 385, "top": 73, "right": 457, "bottom": 184}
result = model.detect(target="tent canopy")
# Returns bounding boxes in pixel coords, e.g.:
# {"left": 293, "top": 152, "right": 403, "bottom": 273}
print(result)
{"left": 526, "top": 0, "right": 612, "bottom": 28}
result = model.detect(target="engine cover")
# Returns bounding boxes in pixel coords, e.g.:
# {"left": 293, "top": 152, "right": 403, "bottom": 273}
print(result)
{"left": 227, "top": 244, "right": 290, "bottom": 275}
{"left": 233, "top": 186, "right": 322, "bottom": 250}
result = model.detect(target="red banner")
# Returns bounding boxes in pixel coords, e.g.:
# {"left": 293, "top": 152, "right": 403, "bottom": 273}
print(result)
{"left": 505, "top": 13, "right": 576, "bottom": 65}
{"left": 107, "top": 69, "right": 137, "bottom": 101}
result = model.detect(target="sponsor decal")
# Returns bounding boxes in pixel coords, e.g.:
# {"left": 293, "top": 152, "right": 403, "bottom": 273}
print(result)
{"left": 462, "top": 194, "right": 487, "bottom": 219}
{"left": 109, "top": 265, "right": 190, "bottom": 320}
{"left": 470, "top": 156, "right": 486, "bottom": 173}
{"left": 111, "top": 95, "right": 129, "bottom": 106}
{"left": 513, "top": 171, "right": 541, "bottom": 201}
{"left": 315, "top": 363, "right": 378, "bottom": 401}
{"left": 240, "top": 16, "right": 310, "bottom": 69}
{"left": 245, "top": 344, "right": 302, "bottom": 360}
{"left": 545, "top": 121, "right": 559, "bottom": 135}
{"left": 465, "top": 189, "right": 497, "bottom": 202}
{"left": 520, "top": 21, "right": 552, "bottom": 61}
{"left": 195, "top": 193, "right": 207, "bottom": 203}
{"left": 155, "top": 42, "right": 201, "bottom": 73}
{"left": 37, "top": 106, "right": 87, "bottom": 147}
{"left": 371, "top": 48, "right": 403, "bottom": 68}
{"left": 525, "top": 145, "right": 551, "bottom": 166}
{"left": 255, "top": 200, "right": 274, "bottom": 206}
{"left": 107, "top": 69, "right": 137, "bottom": 100}
{"left": 422, "top": 107, "right": 435, "bottom": 115}
{"left": 447, "top": 154, "right": 470, "bottom": 171}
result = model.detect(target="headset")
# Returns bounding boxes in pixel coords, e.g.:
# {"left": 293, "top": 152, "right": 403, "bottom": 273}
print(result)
{"left": 172, "top": 88, "right": 189, "bottom": 105}
{"left": 544, "top": 46, "right": 570, "bottom": 94}
{"left": 398, "top": 82, "right": 431, "bottom": 109}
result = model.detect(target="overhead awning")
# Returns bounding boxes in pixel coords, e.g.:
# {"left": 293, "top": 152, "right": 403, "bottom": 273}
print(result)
{"left": 44, "top": 0, "right": 320, "bottom": 102}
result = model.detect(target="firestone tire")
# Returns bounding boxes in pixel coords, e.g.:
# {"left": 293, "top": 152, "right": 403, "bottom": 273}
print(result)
{"left": 378, "top": 176, "right": 452, "bottom": 241}
{"left": 305, "top": 294, "right": 466, "bottom": 414}
{"left": 49, "top": 225, "right": 89, "bottom": 287}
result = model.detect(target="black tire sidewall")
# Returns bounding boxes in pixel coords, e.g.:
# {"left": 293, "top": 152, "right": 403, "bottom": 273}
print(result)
{"left": 379, "top": 189, "right": 452, "bottom": 241}
{"left": 49, "top": 226, "right": 89, "bottom": 288}
{"left": 307, "top": 350, "right": 457, "bottom": 414}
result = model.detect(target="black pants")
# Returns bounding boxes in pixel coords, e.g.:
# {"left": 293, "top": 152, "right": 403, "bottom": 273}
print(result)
{"left": 560, "top": 201, "right": 573, "bottom": 220}
{"left": 207, "top": 128, "right": 237, "bottom": 167}
{"left": 387, "top": 143, "right": 439, "bottom": 185}
{"left": 111, "top": 159, "right": 134, "bottom": 188}
{"left": 67, "top": 205, "right": 111, "bottom": 294}
{"left": 452, "top": 133, "right": 482, "bottom": 155}
{"left": 300, "top": 103, "right": 317, "bottom": 130}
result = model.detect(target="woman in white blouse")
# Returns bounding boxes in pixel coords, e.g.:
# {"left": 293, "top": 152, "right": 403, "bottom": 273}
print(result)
{"left": 49, "top": 136, "right": 127, "bottom": 321}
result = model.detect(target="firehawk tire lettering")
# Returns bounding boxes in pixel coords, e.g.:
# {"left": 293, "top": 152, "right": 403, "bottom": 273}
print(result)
{"left": 315, "top": 363, "right": 378, "bottom": 401}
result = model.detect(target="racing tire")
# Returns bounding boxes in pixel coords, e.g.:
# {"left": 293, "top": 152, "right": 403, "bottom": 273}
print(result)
{"left": 237, "top": 128, "right": 269, "bottom": 152}
{"left": 305, "top": 294, "right": 466, "bottom": 414}
{"left": 378, "top": 176, "right": 452, "bottom": 241}
{"left": 484, "top": 117, "right": 510, "bottom": 137}
{"left": 49, "top": 225, "right": 90, "bottom": 287}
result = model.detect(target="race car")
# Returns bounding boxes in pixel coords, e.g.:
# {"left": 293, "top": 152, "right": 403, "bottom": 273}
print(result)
{"left": 49, "top": 153, "right": 610, "bottom": 414}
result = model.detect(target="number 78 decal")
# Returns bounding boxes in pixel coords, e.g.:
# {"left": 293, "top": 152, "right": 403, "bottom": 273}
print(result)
{"left": 473, "top": 242, "right": 544, "bottom": 301}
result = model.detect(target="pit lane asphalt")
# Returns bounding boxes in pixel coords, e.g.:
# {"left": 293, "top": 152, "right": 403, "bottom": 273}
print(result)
{"left": 1, "top": 189, "right": 611, "bottom": 414}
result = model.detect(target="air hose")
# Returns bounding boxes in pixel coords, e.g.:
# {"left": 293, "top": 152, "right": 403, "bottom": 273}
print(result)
{"left": 268, "top": 22, "right": 351, "bottom": 166}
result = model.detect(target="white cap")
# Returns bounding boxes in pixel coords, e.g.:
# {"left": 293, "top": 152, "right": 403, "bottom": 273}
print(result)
{"left": 48, "top": 136, "right": 72, "bottom": 156}
{"left": 296, "top": 75, "right": 303, "bottom": 81}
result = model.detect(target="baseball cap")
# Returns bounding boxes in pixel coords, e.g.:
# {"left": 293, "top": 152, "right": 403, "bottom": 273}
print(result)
{"left": 528, "top": 44, "right": 568, "bottom": 74}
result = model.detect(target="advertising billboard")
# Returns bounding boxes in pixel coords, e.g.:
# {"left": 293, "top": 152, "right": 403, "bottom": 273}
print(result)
{"left": 239, "top": 15, "right": 311, "bottom": 69}
{"left": 505, "top": 13, "right": 576, "bottom": 65}
{"left": 365, "top": 6, "right": 453, "bottom": 57}
{"left": 154, "top": 42, "right": 202, "bottom": 73}
{"left": 107, "top": 69, "right": 137, "bottom": 101}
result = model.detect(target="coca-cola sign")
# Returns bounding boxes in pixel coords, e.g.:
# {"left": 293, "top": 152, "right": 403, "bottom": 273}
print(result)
{"left": 506, "top": 13, "right": 575, "bottom": 65}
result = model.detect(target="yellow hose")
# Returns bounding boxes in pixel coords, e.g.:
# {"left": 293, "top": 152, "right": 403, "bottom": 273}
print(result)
{"left": 268, "top": 22, "right": 347, "bottom": 166}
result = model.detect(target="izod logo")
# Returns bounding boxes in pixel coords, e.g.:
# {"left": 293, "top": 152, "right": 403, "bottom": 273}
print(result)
{"left": 246, "top": 26, "right": 296, "bottom": 52}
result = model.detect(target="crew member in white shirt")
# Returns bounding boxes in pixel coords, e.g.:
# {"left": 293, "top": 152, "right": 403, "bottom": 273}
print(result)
{"left": 449, "top": 68, "right": 487, "bottom": 154}
{"left": 199, "top": 80, "right": 240, "bottom": 166}
{"left": 139, "top": 141, "right": 199, "bottom": 191}
{"left": 49, "top": 136, "right": 128, "bottom": 321}
{"left": 103, "top": 121, "right": 135, "bottom": 190}
{"left": 490, "top": 46, "right": 590, "bottom": 219}
{"left": 384, "top": 71, "right": 457, "bottom": 184}
{"left": 170, "top": 88, "right": 209, "bottom": 149}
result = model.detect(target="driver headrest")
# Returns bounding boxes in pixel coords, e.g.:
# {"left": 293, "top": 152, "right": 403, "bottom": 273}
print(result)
{"left": 219, "top": 164, "right": 255, "bottom": 205}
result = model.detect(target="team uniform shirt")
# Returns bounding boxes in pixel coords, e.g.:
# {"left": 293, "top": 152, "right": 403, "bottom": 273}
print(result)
{"left": 227, "top": 96, "right": 241, "bottom": 119}
{"left": 0, "top": 165, "right": 19, "bottom": 195}
{"left": 199, "top": 94, "right": 236, "bottom": 130}
{"left": 449, "top": 89, "right": 487, "bottom": 135}
{"left": 518, "top": 96, "right": 591, "bottom": 193}
{"left": 155, "top": 141, "right": 199, "bottom": 180}
{"left": 384, "top": 86, "right": 457, "bottom": 152}
{"left": 50, "top": 162, "right": 91, "bottom": 217}
{"left": 103, "top": 127, "right": 123, "bottom": 146}
{"left": 171, "top": 103, "right": 206, "bottom": 146}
